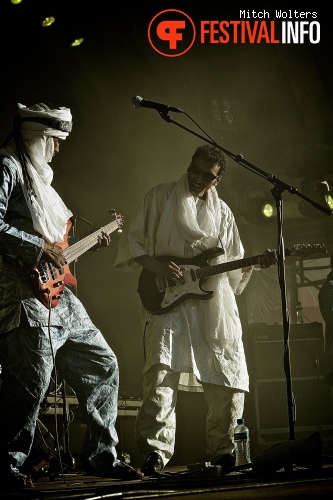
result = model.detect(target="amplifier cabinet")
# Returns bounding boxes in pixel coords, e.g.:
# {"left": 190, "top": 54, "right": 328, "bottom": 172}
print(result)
{"left": 246, "top": 322, "right": 333, "bottom": 445}
{"left": 248, "top": 322, "right": 325, "bottom": 380}
{"left": 254, "top": 378, "right": 333, "bottom": 437}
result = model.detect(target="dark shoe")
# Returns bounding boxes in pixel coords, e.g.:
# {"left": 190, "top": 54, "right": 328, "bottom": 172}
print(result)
{"left": 107, "top": 461, "right": 144, "bottom": 480}
{"left": 141, "top": 452, "right": 164, "bottom": 476}
{"left": 214, "top": 453, "right": 236, "bottom": 470}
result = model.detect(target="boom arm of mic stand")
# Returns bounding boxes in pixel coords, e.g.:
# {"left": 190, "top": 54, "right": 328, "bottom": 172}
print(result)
{"left": 161, "top": 114, "right": 332, "bottom": 217}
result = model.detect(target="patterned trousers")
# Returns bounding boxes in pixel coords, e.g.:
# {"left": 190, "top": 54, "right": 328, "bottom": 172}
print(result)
{"left": 0, "top": 309, "right": 120, "bottom": 476}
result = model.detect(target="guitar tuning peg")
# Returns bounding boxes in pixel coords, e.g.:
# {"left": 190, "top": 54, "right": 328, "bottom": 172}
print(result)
{"left": 108, "top": 208, "right": 116, "bottom": 219}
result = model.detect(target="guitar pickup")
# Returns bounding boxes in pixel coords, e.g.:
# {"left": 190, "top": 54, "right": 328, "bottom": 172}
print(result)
{"left": 53, "top": 280, "right": 64, "bottom": 287}
{"left": 155, "top": 276, "right": 167, "bottom": 293}
{"left": 49, "top": 264, "right": 58, "bottom": 280}
{"left": 37, "top": 262, "right": 51, "bottom": 283}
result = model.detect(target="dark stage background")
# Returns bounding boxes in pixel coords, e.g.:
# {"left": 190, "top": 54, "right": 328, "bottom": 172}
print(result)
{"left": 1, "top": 1, "right": 332, "bottom": 464}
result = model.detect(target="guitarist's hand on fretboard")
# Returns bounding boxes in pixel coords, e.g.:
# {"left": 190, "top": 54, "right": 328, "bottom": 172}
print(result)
{"left": 82, "top": 229, "right": 111, "bottom": 252}
{"left": 257, "top": 248, "right": 278, "bottom": 269}
{"left": 42, "top": 241, "right": 66, "bottom": 269}
{"left": 90, "top": 231, "right": 111, "bottom": 252}
{"left": 242, "top": 248, "right": 278, "bottom": 272}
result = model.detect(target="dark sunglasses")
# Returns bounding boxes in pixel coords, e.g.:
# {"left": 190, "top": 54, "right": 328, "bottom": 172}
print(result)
{"left": 189, "top": 162, "right": 221, "bottom": 182}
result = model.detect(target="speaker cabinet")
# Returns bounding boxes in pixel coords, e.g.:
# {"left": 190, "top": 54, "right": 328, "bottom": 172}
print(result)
{"left": 248, "top": 322, "right": 326, "bottom": 380}
{"left": 246, "top": 322, "right": 333, "bottom": 446}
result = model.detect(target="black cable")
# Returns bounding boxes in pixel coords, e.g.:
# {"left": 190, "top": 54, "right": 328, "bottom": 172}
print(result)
{"left": 46, "top": 292, "right": 69, "bottom": 485}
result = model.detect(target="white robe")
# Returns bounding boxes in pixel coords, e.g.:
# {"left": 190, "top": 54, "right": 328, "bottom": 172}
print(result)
{"left": 115, "top": 177, "right": 253, "bottom": 392}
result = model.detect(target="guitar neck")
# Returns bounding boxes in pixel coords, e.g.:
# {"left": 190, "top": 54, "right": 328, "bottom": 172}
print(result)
{"left": 196, "top": 243, "right": 327, "bottom": 280}
{"left": 63, "top": 220, "right": 118, "bottom": 264}
{"left": 198, "top": 254, "right": 264, "bottom": 279}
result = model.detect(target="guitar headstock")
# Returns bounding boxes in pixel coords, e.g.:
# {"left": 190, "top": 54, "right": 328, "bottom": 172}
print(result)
{"left": 116, "top": 214, "right": 124, "bottom": 233}
{"left": 109, "top": 209, "right": 124, "bottom": 232}
{"left": 287, "top": 243, "right": 328, "bottom": 260}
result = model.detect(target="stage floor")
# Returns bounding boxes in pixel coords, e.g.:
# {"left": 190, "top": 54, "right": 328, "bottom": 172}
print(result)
{"left": 2, "top": 463, "right": 333, "bottom": 500}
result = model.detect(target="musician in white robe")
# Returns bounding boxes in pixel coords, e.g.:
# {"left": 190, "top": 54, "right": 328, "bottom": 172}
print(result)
{"left": 114, "top": 144, "right": 276, "bottom": 475}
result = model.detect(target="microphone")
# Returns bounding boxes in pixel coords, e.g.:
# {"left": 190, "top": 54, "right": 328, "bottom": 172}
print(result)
{"left": 131, "top": 96, "right": 182, "bottom": 113}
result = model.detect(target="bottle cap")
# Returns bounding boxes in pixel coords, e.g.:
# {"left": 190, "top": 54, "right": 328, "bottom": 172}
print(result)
{"left": 237, "top": 418, "right": 244, "bottom": 425}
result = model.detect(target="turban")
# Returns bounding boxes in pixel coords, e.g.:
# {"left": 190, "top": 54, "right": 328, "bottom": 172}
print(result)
{"left": 16, "top": 102, "right": 72, "bottom": 141}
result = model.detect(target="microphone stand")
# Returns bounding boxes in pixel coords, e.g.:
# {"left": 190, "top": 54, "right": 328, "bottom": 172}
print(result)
{"left": 59, "top": 379, "right": 75, "bottom": 470}
{"left": 156, "top": 108, "right": 332, "bottom": 441}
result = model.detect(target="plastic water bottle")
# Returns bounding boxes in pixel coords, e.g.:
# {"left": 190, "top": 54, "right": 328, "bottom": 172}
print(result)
{"left": 296, "top": 302, "right": 304, "bottom": 324}
{"left": 234, "top": 418, "right": 251, "bottom": 470}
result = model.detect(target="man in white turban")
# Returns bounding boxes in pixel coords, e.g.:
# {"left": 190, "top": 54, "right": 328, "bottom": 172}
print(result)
{"left": 115, "top": 143, "right": 276, "bottom": 475}
{"left": 0, "top": 103, "right": 143, "bottom": 489}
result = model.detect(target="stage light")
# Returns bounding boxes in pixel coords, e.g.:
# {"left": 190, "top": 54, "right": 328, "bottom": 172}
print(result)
{"left": 248, "top": 197, "right": 276, "bottom": 224}
{"left": 11, "top": 0, "right": 23, "bottom": 4}
{"left": 298, "top": 178, "right": 333, "bottom": 218}
{"left": 326, "top": 192, "right": 333, "bottom": 210}
{"left": 209, "top": 94, "right": 234, "bottom": 130}
{"left": 41, "top": 17, "right": 55, "bottom": 27}
{"left": 261, "top": 202, "right": 276, "bottom": 219}
{"left": 237, "top": 187, "right": 276, "bottom": 225}
{"left": 70, "top": 37, "right": 85, "bottom": 47}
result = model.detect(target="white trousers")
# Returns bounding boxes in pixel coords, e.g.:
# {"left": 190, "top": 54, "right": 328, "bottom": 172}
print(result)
{"left": 135, "top": 364, "right": 244, "bottom": 465}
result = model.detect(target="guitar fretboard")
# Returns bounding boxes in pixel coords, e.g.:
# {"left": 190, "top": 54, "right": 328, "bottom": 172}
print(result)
{"left": 197, "top": 255, "right": 262, "bottom": 279}
{"left": 63, "top": 220, "right": 119, "bottom": 265}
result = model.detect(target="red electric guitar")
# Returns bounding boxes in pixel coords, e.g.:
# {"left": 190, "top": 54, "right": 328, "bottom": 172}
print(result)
{"left": 24, "top": 210, "right": 124, "bottom": 308}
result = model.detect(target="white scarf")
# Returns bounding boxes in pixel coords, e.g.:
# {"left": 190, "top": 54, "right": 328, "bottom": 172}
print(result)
{"left": 2, "top": 140, "right": 72, "bottom": 243}
{"left": 155, "top": 173, "right": 222, "bottom": 256}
